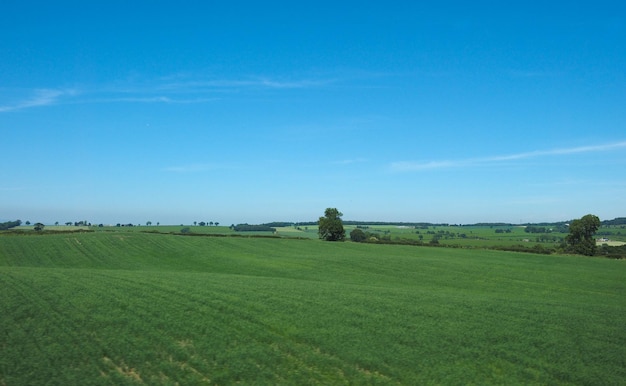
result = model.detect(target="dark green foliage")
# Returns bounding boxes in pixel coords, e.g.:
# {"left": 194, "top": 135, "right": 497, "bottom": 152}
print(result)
{"left": 597, "top": 244, "right": 626, "bottom": 259}
{"left": 33, "top": 223, "right": 45, "bottom": 232}
{"left": 262, "top": 222, "right": 294, "bottom": 228}
{"left": 525, "top": 226, "right": 551, "bottom": 233}
{"left": 602, "top": 217, "right": 626, "bottom": 226}
{"left": 233, "top": 224, "right": 276, "bottom": 232}
{"left": 566, "top": 214, "right": 601, "bottom": 256}
{"left": 0, "top": 220, "right": 21, "bottom": 230}
{"left": 349, "top": 228, "right": 366, "bottom": 242}
{"left": 318, "top": 208, "right": 345, "bottom": 241}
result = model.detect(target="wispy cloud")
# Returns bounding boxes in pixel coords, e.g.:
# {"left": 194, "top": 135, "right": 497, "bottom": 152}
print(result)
{"left": 156, "top": 76, "right": 334, "bottom": 93}
{"left": 84, "top": 96, "right": 220, "bottom": 104}
{"left": 254, "top": 77, "right": 334, "bottom": 89}
{"left": 486, "top": 141, "right": 626, "bottom": 161}
{"left": 0, "top": 88, "right": 77, "bottom": 112}
{"left": 391, "top": 141, "right": 626, "bottom": 172}
{"left": 0, "top": 74, "right": 334, "bottom": 113}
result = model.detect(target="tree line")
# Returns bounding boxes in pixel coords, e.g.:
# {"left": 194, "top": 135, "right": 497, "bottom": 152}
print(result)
{"left": 232, "top": 224, "right": 276, "bottom": 232}
{"left": 0, "top": 220, "right": 22, "bottom": 230}
{"left": 317, "top": 210, "right": 622, "bottom": 258}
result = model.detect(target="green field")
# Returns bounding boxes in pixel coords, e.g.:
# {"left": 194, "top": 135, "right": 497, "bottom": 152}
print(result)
{"left": 19, "top": 222, "right": 626, "bottom": 248}
{"left": 1, "top": 231, "right": 625, "bottom": 384}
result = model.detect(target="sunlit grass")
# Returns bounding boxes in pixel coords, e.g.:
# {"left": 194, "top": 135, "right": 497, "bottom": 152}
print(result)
{"left": 1, "top": 232, "right": 624, "bottom": 384}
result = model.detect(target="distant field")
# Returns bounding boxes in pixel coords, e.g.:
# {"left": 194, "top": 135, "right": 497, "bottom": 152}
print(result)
{"left": 14, "top": 223, "right": 626, "bottom": 246}
{"left": 598, "top": 240, "right": 626, "bottom": 246}
{"left": 1, "top": 231, "right": 624, "bottom": 384}
{"left": 345, "top": 224, "right": 626, "bottom": 250}
{"left": 14, "top": 225, "right": 92, "bottom": 232}
{"left": 98, "top": 225, "right": 236, "bottom": 234}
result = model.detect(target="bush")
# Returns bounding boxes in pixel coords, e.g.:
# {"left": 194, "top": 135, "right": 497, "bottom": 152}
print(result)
{"left": 350, "top": 228, "right": 367, "bottom": 242}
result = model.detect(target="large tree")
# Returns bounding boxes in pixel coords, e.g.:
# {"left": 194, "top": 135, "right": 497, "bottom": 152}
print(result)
{"left": 566, "top": 214, "right": 601, "bottom": 256}
{"left": 318, "top": 208, "right": 345, "bottom": 241}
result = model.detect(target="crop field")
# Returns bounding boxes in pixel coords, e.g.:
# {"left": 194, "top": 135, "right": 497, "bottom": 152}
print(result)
{"left": 1, "top": 232, "right": 625, "bottom": 384}
{"left": 345, "top": 225, "right": 566, "bottom": 248}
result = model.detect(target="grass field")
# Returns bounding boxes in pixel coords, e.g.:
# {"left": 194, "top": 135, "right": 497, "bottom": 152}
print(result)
{"left": 1, "top": 231, "right": 625, "bottom": 384}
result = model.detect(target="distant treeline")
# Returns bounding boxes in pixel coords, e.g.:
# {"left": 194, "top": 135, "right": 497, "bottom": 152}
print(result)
{"left": 344, "top": 221, "right": 450, "bottom": 227}
{"left": 469, "top": 222, "right": 517, "bottom": 227}
{"left": 524, "top": 225, "right": 569, "bottom": 233}
{"left": 270, "top": 217, "right": 625, "bottom": 228}
{"left": 0, "top": 220, "right": 22, "bottom": 230}
{"left": 234, "top": 224, "right": 276, "bottom": 232}
{"left": 290, "top": 221, "right": 452, "bottom": 227}
{"left": 602, "top": 217, "right": 626, "bottom": 226}
{"left": 261, "top": 222, "right": 294, "bottom": 228}
{"left": 2, "top": 229, "right": 95, "bottom": 236}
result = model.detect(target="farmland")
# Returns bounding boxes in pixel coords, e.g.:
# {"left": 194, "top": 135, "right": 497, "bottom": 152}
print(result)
{"left": 1, "top": 231, "right": 625, "bottom": 384}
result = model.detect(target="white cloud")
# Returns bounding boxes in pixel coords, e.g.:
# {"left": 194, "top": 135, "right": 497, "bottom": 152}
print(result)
{"left": 157, "top": 76, "right": 334, "bottom": 92}
{"left": 486, "top": 141, "right": 626, "bottom": 161}
{"left": 0, "top": 73, "right": 333, "bottom": 112}
{"left": 0, "top": 88, "right": 77, "bottom": 112}
{"left": 84, "top": 96, "right": 219, "bottom": 104}
{"left": 391, "top": 141, "right": 626, "bottom": 172}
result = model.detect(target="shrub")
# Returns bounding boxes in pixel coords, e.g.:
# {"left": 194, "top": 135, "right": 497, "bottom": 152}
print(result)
{"left": 350, "top": 228, "right": 367, "bottom": 242}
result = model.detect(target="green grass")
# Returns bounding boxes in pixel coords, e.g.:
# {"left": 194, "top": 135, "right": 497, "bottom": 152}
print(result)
{"left": 347, "top": 224, "right": 568, "bottom": 248}
{"left": 97, "top": 225, "right": 237, "bottom": 234}
{"left": 1, "top": 232, "right": 625, "bottom": 384}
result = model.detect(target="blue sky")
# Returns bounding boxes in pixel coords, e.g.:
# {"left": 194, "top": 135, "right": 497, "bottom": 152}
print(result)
{"left": 2, "top": 1, "right": 625, "bottom": 225}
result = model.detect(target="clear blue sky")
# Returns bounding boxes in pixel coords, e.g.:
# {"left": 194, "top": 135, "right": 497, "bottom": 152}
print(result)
{"left": 2, "top": 1, "right": 625, "bottom": 225}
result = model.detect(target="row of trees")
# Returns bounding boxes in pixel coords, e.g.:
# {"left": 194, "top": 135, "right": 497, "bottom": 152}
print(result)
{"left": 3, "top": 209, "right": 608, "bottom": 257}
{"left": 0, "top": 220, "right": 22, "bottom": 230}
{"left": 317, "top": 209, "right": 606, "bottom": 257}
{"left": 0, "top": 220, "right": 45, "bottom": 231}
{"left": 232, "top": 224, "right": 276, "bottom": 232}
{"left": 191, "top": 221, "right": 220, "bottom": 226}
